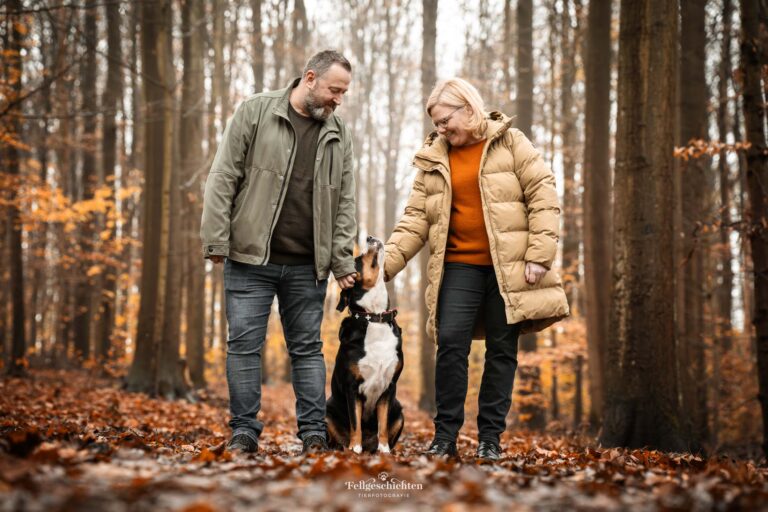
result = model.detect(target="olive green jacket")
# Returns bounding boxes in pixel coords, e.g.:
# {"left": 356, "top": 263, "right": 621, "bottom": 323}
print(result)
{"left": 384, "top": 112, "right": 570, "bottom": 340}
{"left": 200, "top": 79, "right": 357, "bottom": 280}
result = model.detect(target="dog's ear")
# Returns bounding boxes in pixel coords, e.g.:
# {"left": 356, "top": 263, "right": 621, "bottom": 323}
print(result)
{"left": 336, "top": 289, "right": 349, "bottom": 312}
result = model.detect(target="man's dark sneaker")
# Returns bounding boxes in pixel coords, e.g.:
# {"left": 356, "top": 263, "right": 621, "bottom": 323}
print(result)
{"left": 425, "top": 439, "right": 458, "bottom": 458}
{"left": 227, "top": 434, "right": 258, "bottom": 454}
{"left": 475, "top": 441, "right": 501, "bottom": 462}
{"left": 302, "top": 434, "right": 329, "bottom": 454}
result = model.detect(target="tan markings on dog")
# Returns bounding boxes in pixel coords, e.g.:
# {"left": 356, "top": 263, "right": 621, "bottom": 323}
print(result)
{"left": 376, "top": 398, "right": 390, "bottom": 447}
{"left": 389, "top": 415, "right": 404, "bottom": 445}
{"left": 360, "top": 250, "right": 380, "bottom": 289}
{"left": 349, "top": 363, "right": 362, "bottom": 380}
{"left": 326, "top": 416, "right": 346, "bottom": 446}
{"left": 349, "top": 398, "right": 363, "bottom": 451}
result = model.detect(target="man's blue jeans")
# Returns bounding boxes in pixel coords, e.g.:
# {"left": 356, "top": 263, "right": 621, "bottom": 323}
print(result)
{"left": 223, "top": 259, "right": 328, "bottom": 443}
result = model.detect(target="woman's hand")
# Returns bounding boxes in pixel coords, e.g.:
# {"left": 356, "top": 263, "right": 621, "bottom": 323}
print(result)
{"left": 525, "top": 262, "right": 548, "bottom": 285}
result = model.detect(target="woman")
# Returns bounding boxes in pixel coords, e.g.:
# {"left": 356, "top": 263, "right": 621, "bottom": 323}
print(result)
{"left": 384, "top": 78, "right": 569, "bottom": 461}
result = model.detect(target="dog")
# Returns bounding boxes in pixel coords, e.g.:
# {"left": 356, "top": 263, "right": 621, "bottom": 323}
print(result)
{"left": 325, "top": 236, "right": 404, "bottom": 454}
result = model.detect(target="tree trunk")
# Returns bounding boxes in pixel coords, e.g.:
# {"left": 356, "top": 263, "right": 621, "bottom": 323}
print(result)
{"left": 560, "top": 0, "right": 581, "bottom": 308}
{"left": 127, "top": 0, "right": 175, "bottom": 396}
{"left": 272, "top": 0, "right": 286, "bottom": 89}
{"left": 740, "top": 0, "right": 768, "bottom": 459}
{"left": 601, "top": 0, "right": 685, "bottom": 452}
{"left": 583, "top": 0, "right": 611, "bottom": 431}
{"left": 419, "top": 0, "right": 438, "bottom": 414}
{"left": 95, "top": 0, "right": 123, "bottom": 363}
{"left": 574, "top": 354, "right": 584, "bottom": 429}
{"left": 716, "top": 0, "right": 734, "bottom": 353}
{"left": 73, "top": 0, "right": 99, "bottom": 361}
{"left": 6, "top": 0, "right": 27, "bottom": 376}
{"left": 514, "top": 0, "right": 545, "bottom": 430}
{"left": 550, "top": 332, "right": 559, "bottom": 421}
{"left": 502, "top": 0, "right": 513, "bottom": 113}
{"left": 251, "top": 0, "right": 264, "bottom": 93}
{"left": 121, "top": 0, "right": 142, "bottom": 364}
{"left": 156, "top": 0, "right": 185, "bottom": 398}
{"left": 712, "top": 0, "right": 735, "bottom": 450}
{"left": 734, "top": 99, "right": 753, "bottom": 342}
{"left": 208, "top": 273, "right": 218, "bottom": 350}
{"left": 1, "top": 188, "right": 6, "bottom": 365}
{"left": 182, "top": 0, "right": 207, "bottom": 389}
{"left": 384, "top": 5, "right": 399, "bottom": 305}
{"left": 1, "top": 205, "right": 7, "bottom": 366}
{"left": 678, "top": 0, "right": 710, "bottom": 452}
{"left": 516, "top": 0, "right": 533, "bottom": 134}
{"left": 54, "top": 10, "right": 76, "bottom": 363}
{"left": 29, "top": 14, "right": 57, "bottom": 361}
{"left": 290, "top": 0, "right": 308, "bottom": 77}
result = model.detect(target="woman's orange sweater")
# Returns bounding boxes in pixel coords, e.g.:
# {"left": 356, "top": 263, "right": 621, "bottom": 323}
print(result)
{"left": 445, "top": 139, "right": 492, "bottom": 265}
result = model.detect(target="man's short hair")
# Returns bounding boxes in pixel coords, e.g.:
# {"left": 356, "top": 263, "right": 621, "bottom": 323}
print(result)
{"left": 303, "top": 50, "right": 352, "bottom": 78}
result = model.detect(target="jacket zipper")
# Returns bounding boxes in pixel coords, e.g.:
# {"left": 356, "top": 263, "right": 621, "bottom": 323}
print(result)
{"left": 419, "top": 136, "right": 512, "bottom": 334}
{"left": 262, "top": 123, "right": 297, "bottom": 265}
{"left": 312, "top": 132, "right": 338, "bottom": 280}
{"left": 476, "top": 139, "right": 512, "bottom": 297}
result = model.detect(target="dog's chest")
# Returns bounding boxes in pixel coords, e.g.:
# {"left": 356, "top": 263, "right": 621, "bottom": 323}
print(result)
{"left": 357, "top": 323, "right": 399, "bottom": 414}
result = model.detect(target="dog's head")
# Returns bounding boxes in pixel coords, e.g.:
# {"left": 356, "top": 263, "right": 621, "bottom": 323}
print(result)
{"left": 336, "top": 235, "right": 385, "bottom": 312}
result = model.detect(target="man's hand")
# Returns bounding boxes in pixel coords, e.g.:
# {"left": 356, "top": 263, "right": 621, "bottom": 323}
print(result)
{"left": 337, "top": 273, "right": 356, "bottom": 289}
{"left": 209, "top": 255, "right": 225, "bottom": 264}
{"left": 525, "top": 262, "right": 548, "bottom": 285}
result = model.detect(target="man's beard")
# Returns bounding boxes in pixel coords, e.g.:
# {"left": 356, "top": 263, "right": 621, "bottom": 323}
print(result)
{"left": 304, "top": 90, "right": 335, "bottom": 121}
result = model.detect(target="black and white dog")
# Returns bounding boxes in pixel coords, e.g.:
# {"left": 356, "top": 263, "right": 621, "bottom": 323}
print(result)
{"left": 326, "top": 236, "right": 404, "bottom": 454}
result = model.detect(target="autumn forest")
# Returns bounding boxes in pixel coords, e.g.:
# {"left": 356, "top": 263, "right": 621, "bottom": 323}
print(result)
{"left": 1, "top": 0, "right": 768, "bottom": 510}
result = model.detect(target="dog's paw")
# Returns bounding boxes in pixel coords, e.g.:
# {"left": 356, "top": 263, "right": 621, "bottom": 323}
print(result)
{"left": 377, "top": 443, "right": 390, "bottom": 454}
{"left": 351, "top": 444, "right": 362, "bottom": 454}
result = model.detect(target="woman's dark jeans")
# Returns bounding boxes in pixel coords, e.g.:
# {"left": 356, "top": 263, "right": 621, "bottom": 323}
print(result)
{"left": 434, "top": 262, "right": 521, "bottom": 445}
{"left": 223, "top": 259, "right": 328, "bottom": 444}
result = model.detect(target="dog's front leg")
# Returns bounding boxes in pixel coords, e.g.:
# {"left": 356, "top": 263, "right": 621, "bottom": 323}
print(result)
{"left": 376, "top": 397, "right": 390, "bottom": 453}
{"left": 348, "top": 395, "right": 363, "bottom": 454}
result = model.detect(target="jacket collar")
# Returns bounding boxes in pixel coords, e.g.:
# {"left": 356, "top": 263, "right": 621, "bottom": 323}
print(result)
{"left": 412, "top": 111, "right": 515, "bottom": 171}
{"left": 273, "top": 77, "right": 342, "bottom": 138}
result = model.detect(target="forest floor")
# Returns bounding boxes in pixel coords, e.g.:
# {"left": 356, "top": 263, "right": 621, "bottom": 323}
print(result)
{"left": 1, "top": 369, "right": 767, "bottom": 512}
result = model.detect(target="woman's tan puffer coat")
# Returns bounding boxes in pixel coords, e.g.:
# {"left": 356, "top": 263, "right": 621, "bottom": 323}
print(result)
{"left": 384, "top": 112, "right": 570, "bottom": 342}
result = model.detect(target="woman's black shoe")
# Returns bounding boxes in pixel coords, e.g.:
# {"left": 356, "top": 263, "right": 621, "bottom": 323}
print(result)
{"left": 475, "top": 441, "right": 501, "bottom": 461}
{"left": 425, "top": 439, "right": 458, "bottom": 457}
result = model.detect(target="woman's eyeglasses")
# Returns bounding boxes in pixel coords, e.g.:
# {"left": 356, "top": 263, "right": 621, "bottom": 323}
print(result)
{"left": 432, "top": 105, "right": 465, "bottom": 129}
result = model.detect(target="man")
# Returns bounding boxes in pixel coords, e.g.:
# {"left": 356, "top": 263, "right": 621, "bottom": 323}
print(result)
{"left": 200, "top": 50, "right": 357, "bottom": 455}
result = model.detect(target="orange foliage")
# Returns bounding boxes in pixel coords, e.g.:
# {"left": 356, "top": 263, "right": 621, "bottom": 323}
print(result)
{"left": 0, "top": 370, "right": 766, "bottom": 509}
{"left": 674, "top": 138, "right": 751, "bottom": 160}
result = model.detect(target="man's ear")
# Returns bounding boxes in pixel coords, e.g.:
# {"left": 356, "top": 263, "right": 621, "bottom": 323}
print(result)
{"left": 336, "top": 289, "right": 349, "bottom": 312}
{"left": 304, "top": 69, "right": 317, "bottom": 87}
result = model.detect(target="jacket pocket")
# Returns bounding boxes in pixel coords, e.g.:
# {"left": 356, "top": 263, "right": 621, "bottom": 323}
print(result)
{"left": 230, "top": 179, "right": 250, "bottom": 225}
{"left": 320, "top": 143, "right": 342, "bottom": 187}
{"left": 320, "top": 184, "right": 340, "bottom": 217}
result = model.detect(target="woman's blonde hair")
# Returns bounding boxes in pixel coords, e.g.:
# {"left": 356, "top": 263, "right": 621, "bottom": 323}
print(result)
{"left": 426, "top": 78, "right": 487, "bottom": 139}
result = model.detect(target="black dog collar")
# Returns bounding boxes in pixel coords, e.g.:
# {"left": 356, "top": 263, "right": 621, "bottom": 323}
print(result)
{"left": 348, "top": 306, "right": 398, "bottom": 324}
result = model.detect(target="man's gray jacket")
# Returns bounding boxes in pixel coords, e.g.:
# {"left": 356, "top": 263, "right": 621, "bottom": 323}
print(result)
{"left": 200, "top": 79, "right": 357, "bottom": 281}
